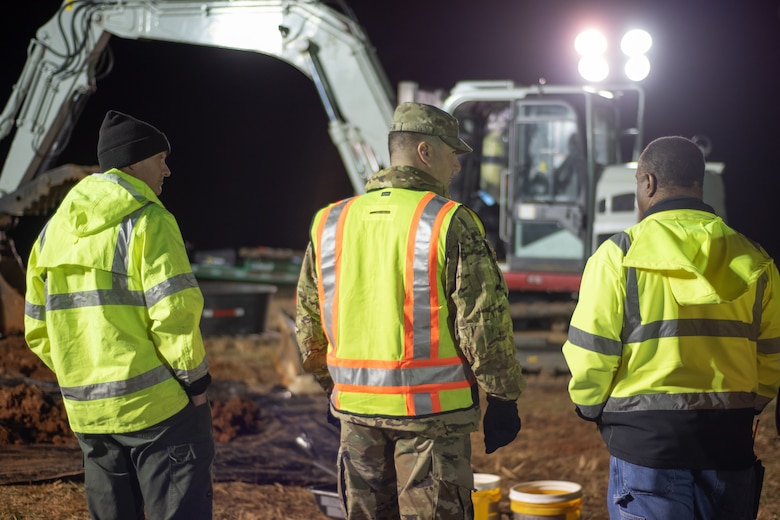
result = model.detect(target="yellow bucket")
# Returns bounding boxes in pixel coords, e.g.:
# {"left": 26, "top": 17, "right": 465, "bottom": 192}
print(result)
{"left": 472, "top": 473, "right": 502, "bottom": 520}
{"left": 509, "top": 480, "right": 582, "bottom": 520}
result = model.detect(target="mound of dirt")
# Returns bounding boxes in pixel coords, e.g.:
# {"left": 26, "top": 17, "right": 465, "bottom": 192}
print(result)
{"left": 0, "top": 336, "right": 56, "bottom": 382}
{"left": 211, "top": 396, "right": 262, "bottom": 442}
{"left": 0, "top": 383, "right": 71, "bottom": 444}
{"left": 0, "top": 337, "right": 271, "bottom": 447}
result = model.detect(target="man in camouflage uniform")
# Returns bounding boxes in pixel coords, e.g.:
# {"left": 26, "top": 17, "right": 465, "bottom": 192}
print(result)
{"left": 296, "top": 102, "right": 525, "bottom": 520}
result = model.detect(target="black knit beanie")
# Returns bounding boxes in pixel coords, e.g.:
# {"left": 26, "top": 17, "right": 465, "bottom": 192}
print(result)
{"left": 97, "top": 110, "right": 171, "bottom": 171}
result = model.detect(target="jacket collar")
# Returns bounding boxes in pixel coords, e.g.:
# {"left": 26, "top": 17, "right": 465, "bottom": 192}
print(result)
{"left": 643, "top": 196, "right": 716, "bottom": 220}
{"left": 364, "top": 165, "right": 448, "bottom": 197}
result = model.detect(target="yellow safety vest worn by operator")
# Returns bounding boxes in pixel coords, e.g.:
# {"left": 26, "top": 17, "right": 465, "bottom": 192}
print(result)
{"left": 563, "top": 198, "right": 780, "bottom": 470}
{"left": 311, "top": 187, "right": 476, "bottom": 418}
{"left": 24, "top": 170, "right": 209, "bottom": 434}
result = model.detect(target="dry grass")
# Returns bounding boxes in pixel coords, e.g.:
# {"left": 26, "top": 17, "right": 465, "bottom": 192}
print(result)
{"left": 3, "top": 285, "right": 780, "bottom": 519}
{"left": 2, "top": 379, "right": 780, "bottom": 520}
{"left": 0, "top": 481, "right": 328, "bottom": 520}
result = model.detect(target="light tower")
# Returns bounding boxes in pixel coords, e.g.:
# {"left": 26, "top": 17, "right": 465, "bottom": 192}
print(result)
{"left": 575, "top": 28, "right": 652, "bottom": 82}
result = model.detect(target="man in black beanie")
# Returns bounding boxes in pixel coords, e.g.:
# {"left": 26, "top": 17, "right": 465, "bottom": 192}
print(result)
{"left": 25, "top": 110, "right": 214, "bottom": 519}
{"left": 97, "top": 110, "right": 173, "bottom": 194}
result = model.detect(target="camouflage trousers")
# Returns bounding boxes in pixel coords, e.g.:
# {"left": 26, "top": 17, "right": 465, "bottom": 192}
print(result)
{"left": 337, "top": 420, "right": 474, "bottom": 520}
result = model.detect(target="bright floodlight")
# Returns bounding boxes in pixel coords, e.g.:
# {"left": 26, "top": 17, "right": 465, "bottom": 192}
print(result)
{"left": 624, "top": 55, "right": 650, "bottom": 81}
{"left": 620, "top": 29, "right": 652, "bottom": 56}
{"left": 578, "top": 56, "right": 609, "bottom": 82}
{"left": 575, "top": 29, "right": 607, "bottom": 56}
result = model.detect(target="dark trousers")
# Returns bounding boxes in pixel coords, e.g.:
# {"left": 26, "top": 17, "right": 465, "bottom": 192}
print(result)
{"left": 75, "top": 401, "right": 215, "bottom": 520}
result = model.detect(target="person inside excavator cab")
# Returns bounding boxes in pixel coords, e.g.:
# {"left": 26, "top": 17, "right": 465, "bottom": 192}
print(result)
{"left": 553, "top": 132, "right": 585, "bottom": 201}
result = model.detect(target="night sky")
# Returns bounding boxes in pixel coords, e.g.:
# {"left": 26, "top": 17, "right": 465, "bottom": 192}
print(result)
{"left": 2, "top": 1, "right": 780, "bottom": 260}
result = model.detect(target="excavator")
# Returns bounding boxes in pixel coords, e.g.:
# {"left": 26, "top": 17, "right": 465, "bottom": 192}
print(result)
{"left": 430, "top": 80, "right": 727, "bottom": 364}
{"left": 0, "top": 0, "right": 397, "bottom": 336}
{"left": 0, "top": 1, "right": 726, "bottom": 369}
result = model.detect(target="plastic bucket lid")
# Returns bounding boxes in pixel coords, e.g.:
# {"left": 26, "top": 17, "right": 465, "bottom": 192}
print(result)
{"left": 509, "top": 480, "right": 582, "bottom": 504}
{"left": 473, "top": 473, "right": 501, "bottom": 490}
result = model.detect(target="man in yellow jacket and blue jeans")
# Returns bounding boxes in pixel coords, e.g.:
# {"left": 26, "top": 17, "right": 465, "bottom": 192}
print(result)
{"left": 24, "top": 110, "right": 214, "bottom": 520}
{"left": 563, "top": 136, "right": 780, "bottom": 519}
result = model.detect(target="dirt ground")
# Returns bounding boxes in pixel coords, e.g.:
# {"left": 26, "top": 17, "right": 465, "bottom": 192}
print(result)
{"left": 2, "top": 288, "right": 780, "bottom": 520}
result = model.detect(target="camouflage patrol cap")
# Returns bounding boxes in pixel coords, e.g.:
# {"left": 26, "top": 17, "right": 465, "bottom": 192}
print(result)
{"left": 390, "top": 102, "right": 473, "bottom": 154}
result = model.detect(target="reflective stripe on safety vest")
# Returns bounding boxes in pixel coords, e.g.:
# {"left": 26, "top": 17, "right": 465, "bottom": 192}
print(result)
{"left": 314, "top": 190, "right": 474, "bottom": 417}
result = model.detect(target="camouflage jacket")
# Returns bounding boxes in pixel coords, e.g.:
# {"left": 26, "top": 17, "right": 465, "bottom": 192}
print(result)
{"left": 295, "top": 165, "right": 525, "bottom": 433}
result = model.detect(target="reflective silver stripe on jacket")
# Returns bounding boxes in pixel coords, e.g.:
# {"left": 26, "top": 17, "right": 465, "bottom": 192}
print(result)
{"left": 25, "top": 301, "right": 46, "bottom": 321}
{"left": 60, "top": 364, "right": 173, "bottom": 401}
{"left": 171, "top": 357, "right": 210, "bottom": 386}
{"left": 604, "top": 391, "right": 756, "bottom": 413}
{"left": 24, "top": 222, "right": 51, "bottom": 321}
{"left": 60, "top": 357, "right": 210, "bottom": 401}
{"left": 758, "top": 336, "right": 780, "bottom": 355}
{"left": 99, "top": 173, "right": 149, "bottom": 204}
{"left": 146, "top": 273, "right": 200, "bottom": 308}
{"left": 566, "top": 325, "right": 622, "bottom": 357}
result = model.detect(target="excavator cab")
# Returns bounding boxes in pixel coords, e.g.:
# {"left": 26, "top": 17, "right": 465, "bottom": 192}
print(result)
{"left": 444, "top": 82, "right": 637, "bottom": 279}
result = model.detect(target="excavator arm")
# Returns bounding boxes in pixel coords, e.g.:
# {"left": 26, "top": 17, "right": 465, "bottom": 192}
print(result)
{"left": 0, "top": 0, "right": 395, "bottom": 197}
{"left": 0, "top": 0, "right": 397, "bottom": 336}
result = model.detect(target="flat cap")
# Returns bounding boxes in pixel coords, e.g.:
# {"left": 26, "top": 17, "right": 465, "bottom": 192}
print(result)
{"left": 390, "top": 102, "right": 472, "bottom": 154}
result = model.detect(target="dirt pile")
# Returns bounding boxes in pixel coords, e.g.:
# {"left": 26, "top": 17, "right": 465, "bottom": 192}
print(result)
{"left": 0, "top": 336, "right": 270, "bottom": 446}
{"left": 0, "top": 336, "right": 55, "bottom": 382}
{"left": 0, "top": 383, "right": 71, "bottom": 444}
{"left": 211, "top": 396, "right": 262, "bottom": 442}
{"left": 0, "top": 380, "right": 266, "bottom": 446}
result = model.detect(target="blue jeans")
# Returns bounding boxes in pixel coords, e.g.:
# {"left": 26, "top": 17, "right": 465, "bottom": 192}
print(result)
{"left": 607, "top": 456, "right": 758, "bottom": 520}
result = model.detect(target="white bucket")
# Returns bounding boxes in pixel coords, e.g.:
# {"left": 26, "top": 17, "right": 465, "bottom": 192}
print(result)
{"left": 509, "top": 480, "right": 582, "bottom": 519}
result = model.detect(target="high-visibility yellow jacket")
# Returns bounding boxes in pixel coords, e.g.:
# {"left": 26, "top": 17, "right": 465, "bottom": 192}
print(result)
{"left": 563, "top": 198, "right": 780, "bottom": 470}
{"left": 311, "top": 187, "right": 476, "bottom": 418}
{"left": 24, "top": 170, "right": 209, "bottom": 434}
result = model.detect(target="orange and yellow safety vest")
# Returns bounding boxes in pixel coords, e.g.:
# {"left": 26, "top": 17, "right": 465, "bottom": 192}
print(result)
{"left": 311, "top": 187, "right": 476, "bottom": 417}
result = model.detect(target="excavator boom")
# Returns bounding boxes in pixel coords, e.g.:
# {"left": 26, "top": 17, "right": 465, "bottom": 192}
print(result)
{"left": 0, "top": 0, "right": 395, "bottom": 197}
{"left": 0, "top": 0, "right": 398, "bottom": 336}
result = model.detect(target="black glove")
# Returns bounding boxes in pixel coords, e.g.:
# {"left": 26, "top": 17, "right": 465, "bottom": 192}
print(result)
{"left": 483, "top": 395, "right": 521, "bottom": 454}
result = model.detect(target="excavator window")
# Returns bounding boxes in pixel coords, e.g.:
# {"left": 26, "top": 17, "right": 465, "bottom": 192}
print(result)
{"left": 513, "top": 103, "right": 580, "bottom": 203}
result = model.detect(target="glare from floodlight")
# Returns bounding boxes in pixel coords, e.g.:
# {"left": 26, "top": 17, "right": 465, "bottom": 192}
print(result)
{"left": 575, "top": 29, "right": 607, "bottom": 56}
{"left": 578, "top": 56, "right": 609, "bottom": 82}
{"left": 620, "top": 29, "right": 652, "bottom": 56}
{"left": 624, "top": 55, "right": 650, "bottom": 81}
{"left": 575, "top": 28, "right": 651, "bottom": 82}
